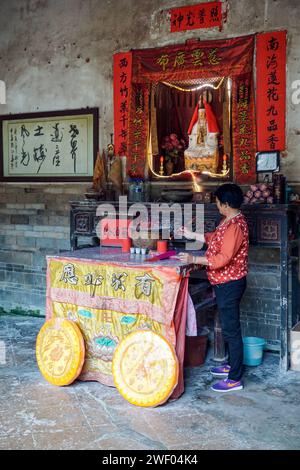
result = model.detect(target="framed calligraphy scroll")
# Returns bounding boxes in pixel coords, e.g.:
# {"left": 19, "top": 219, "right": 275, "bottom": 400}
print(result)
{"left": 0, "top": 108, "right": 99, "bottom": 182}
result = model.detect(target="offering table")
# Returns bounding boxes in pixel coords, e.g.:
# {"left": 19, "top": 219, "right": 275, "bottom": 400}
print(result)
{"left": 46, "top": 246, "right": 202, "bottom": 399}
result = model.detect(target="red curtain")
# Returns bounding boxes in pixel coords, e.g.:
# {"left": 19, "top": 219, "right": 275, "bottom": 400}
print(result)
{"left": 132, "top": 35, "right": 254, "bottom": 83}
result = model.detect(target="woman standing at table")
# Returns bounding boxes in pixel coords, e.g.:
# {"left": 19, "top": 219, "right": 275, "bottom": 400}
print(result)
{"left": 177, "top": 183, "right": 249, "bottom": 393}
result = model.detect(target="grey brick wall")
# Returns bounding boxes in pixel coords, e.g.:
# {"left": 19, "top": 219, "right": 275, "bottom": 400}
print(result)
{"left": 240, "top": 264, "right": 281, "bottom": 351}
{"left": 0, "top": 183, "right": 87, "bottom": 315}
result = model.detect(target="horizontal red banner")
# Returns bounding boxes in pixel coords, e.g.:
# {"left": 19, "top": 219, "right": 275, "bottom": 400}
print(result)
{"left": 170, "top": 2, "right": 222, "bottom": 32}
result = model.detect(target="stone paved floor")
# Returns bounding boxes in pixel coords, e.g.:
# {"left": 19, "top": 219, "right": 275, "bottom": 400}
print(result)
{"left": 0, "top": 314, "right": 300, "bottom": 450}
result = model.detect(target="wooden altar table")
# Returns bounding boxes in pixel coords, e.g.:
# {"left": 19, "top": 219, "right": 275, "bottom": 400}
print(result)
{"left": 46, "top": 246, "right": 201, "bottom": 399}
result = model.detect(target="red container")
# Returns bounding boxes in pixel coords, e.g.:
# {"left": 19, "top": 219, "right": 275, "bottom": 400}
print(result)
{"left": 99, "top": 218, "right": 131, "bottom": 247}
{"left": 184, "top": 334, "right": 208, "bottom": 367}
{"left": 121, "top": 238, "right": 131, "bottom": 253}
{"left": 157, "top": 240, "right": 167, "bottom": 253}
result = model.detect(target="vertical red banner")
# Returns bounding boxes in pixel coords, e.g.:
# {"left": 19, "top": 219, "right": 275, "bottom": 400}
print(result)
{"left": 232, "top": 73, "right": 257, "bottom": 184}
{"left": 256, "top": 31, "right": 286, "bottom": 151}
{"left": 170, "top": 2, "right": 222, "bottom": 32}
{"left": 127, "top": 84, "right": 150, "bottom": 178}
{"left": 113, "top": 52, "right": 132, "bottom": 156}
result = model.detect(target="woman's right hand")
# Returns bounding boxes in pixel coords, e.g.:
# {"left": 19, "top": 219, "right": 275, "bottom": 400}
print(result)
{"left": 175, "top": 226, "right": 196, "bottom": 240}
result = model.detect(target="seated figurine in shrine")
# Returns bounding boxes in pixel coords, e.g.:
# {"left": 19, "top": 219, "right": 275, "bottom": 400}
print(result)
{"left": 184, "top": 97, "right": 220, "bottom": 173}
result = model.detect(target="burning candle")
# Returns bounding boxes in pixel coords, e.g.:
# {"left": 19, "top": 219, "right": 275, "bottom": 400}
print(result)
{"left": 159, "top": 156, "right": 164, "bottom": 176}
{"left": 222, "top": 154, "right": 228, "bottom": 175}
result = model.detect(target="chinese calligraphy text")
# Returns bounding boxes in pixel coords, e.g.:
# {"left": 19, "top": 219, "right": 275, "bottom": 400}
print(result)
{"left": 256, "top": 31, "right": 286, "bottom": 151}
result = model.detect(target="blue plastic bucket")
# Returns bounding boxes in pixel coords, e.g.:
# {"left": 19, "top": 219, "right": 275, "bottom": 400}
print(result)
{"left": 243, "top": 336, "right": 266, "bottom": 366}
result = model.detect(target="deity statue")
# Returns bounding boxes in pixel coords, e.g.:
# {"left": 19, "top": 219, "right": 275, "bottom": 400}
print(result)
{"left": 184, "top": 97, "right": 220, "bottom": 173}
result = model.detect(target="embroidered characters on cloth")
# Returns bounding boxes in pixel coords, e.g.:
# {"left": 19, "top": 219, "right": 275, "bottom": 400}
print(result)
{"left": 112, "top": 272, "right": 128, "bottom": 292}
{"left": 135, "top": 273, "right": 155, "bottom": 298}
{"left": 60, "top": 263, "right": 78, "bottom": 285}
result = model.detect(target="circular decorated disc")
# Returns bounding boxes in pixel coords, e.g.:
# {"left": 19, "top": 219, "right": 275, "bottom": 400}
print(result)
{"left": 112, "top": 330, "right": 178, "bottom": 407}
{"left": 36, "top": 318, "right": 85, "bottom": 386}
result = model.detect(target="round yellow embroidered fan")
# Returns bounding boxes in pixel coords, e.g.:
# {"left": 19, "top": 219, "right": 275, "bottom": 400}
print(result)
{"left": 112, "top": 330, "right": 178, "bottom": 407}
{"left": 36, "top": 318, "right": 85, "bottom": 386}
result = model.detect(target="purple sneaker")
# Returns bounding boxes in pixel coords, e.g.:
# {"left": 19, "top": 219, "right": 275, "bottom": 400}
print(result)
{"left": 211, "top": 379, "right": 243, "bottom": 393}
{"left": 210, "top": 364, "right": 231, "bottom": 377}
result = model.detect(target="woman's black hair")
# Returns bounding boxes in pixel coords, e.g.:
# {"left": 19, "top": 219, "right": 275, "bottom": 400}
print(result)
{"left": 214, "top": 183, "right": 244, "bottom": 209}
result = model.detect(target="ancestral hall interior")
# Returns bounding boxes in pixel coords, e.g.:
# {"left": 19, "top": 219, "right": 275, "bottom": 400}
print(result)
{"left": 1, "top": 0, "right": 300, "bottom": 452}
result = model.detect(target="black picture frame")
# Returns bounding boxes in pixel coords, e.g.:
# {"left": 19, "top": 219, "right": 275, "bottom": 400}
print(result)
{"left": 0, "top": 107, "right": 99, "bottom": 182}
{"left": 256, "top": 151, "right": 280, "bottom": 173}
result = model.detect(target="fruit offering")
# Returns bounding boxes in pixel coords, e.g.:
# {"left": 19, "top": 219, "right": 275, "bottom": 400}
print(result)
{"left": 244, "top": 183, "right": 274, "bottom": 204}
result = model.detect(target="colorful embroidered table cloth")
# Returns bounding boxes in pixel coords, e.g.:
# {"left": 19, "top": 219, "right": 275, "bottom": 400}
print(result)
{"left": 46, "top": 247, "right": 195, "bottom": 399}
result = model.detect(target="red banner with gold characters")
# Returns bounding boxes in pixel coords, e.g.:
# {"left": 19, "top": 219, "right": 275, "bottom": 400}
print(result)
{"left": 256, "top": 31, "right": 286, "bottom": 151}
{"left": 132, "top": 35, "right": 254, "bottom": 84}
{"left": 170, "top": 2, "right": 222, "bottom": 32}
{"left": 113, "top": 52, "right": 132, "bottom": 156}
{"left": 127, "top": 84, "right": 150, "bottom": 177}
{"left": 232, "top": 73, "right": 257, "bottom": 183}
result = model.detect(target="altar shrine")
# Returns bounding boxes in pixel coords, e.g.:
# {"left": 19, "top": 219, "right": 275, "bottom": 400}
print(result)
{"left": 114, "top": 34, "right": 258, "bottom": 183}
{"left": 113, "top": 31, "right": 286, "bottom": 186}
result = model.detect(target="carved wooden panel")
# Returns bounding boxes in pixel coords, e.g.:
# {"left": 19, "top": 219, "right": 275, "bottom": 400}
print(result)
{"left": 93, "top": 216, "right": 100, "bottom": 233}
{"left": 75, "top": 213, "right": 90, "bottom": 233}
{"left": 258, "top": 218, "right": 280, "bottom": 243}
{"left": 245, "top": 216, "right": 257, "bottom": 244}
